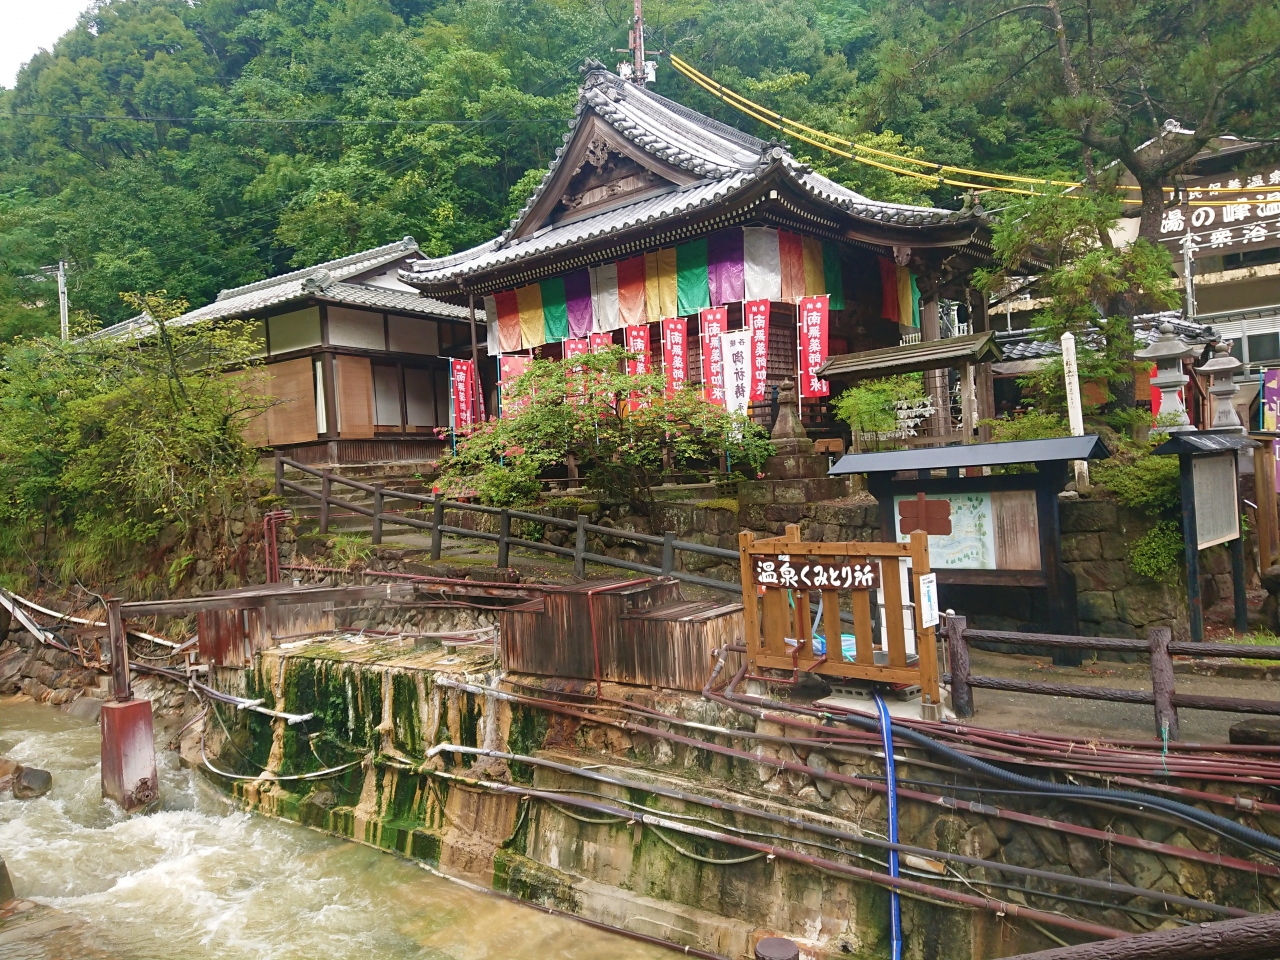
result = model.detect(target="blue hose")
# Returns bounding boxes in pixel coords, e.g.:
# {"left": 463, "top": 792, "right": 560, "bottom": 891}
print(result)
{"left": 873, "top": 693, "right": 903, "bottom": 960}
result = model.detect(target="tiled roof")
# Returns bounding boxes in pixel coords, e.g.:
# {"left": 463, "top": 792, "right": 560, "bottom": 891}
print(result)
{"left": 993, "top": 315, "right": 1218, "bottom": 362}
{"left": 85, "top": 238, "right": 467, "bottom": 342}
{"left": 401, "top": 66, "right": 983, "bottom": 291}
{"left": 817, "top": 331, "right": 1001, "bottom": 379}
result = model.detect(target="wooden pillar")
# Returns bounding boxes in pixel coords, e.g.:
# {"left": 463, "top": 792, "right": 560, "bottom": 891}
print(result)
{"left": 976, "top": 360, "right": 995, "bottom": 442}
{"left": 920, "top": 297, "right": 948, "bottom": 439}
{"left": 970, "top": 288, "right": 990, "bottom": 333}
{"left": 319, "top": 351, "right": 339, "bottom": 441}
{"left": 960, "top": 360, "right": 977, "bottom": 443}
{"left": 469, "top": 293, "right": 483, "bottom": 422}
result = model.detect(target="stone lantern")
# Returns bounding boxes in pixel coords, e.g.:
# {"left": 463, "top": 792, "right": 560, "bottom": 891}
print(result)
{"left": 1134, "top": 322, "right": 1197, "bottom": 432}
{"left": 1196, "top": 341, "right": 1245, "bottom": 433}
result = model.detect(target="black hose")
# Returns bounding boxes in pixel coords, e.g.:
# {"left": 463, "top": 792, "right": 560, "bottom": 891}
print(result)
{"left": 715, "top": 645, "right": 1280, "bottom": 859}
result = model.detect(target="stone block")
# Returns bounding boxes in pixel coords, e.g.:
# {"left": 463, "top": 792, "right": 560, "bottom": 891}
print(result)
{"left": 1094, "top": 620, "right": 1138, "bottom": 640}
{"left": 866, "top": 501, "right": 880, "bottom": 527}
{"left": 12, "top": 766, "right": 51, "bottom": 800}
{"left": 1060, "top": 500, "right": 1117, "bottom": 533}
{"left": 764, "top": 504, "right": 804, "bottom": 524}
{"left": 1072, "top": 560, "right": 1129, "bottom": 593}
{"left": 774, "top": 483, "right": 808, "bottom": 504}
{"left": 1099, "top": 532, "right": 1130, "bottom": 561}
{"left": 1115, "top": 583, "right": 1179, "bottom": 626}
{"left": 737, "top": 482, "right": 775, "bottom": 506}
{"left": 1229, "top": 717, "right": 1280, "bottom": 745}
{"left": 1060, "top": 534, "right": 1102, "bottom": 563}
{"left": 1077, "top": 591, "right": 1117, "bottom": 623}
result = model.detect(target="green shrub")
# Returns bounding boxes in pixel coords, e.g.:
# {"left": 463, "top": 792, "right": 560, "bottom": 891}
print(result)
{"left": 1128, "top": 520, "right": 1184, "bottom": 581}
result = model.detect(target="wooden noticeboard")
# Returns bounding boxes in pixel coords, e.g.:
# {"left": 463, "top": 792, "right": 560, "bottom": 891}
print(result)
{"left": 739, "top": 524, "right": 941, "bottom": 712}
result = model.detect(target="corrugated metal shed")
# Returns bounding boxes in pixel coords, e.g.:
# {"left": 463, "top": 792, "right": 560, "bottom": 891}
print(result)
{"left": 499, "top": 579, "right": 740, "bottom": 692}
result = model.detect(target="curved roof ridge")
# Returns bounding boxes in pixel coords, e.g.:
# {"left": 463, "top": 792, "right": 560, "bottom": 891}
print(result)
{"left": 215, "top": 236, "right": 419, "bottom": 301}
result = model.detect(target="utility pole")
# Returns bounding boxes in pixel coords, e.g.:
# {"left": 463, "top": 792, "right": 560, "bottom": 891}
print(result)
{"left": 57, "top": 261, "right": 70, "bottom": 340}
{"left": 617, "top": 0, "right": 653, "bottom": 85}
{"left": 631, "top": 0, "right": 645, "bottom": 84}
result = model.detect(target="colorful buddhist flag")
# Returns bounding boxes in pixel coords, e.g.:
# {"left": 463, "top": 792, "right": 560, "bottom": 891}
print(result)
{"left": 565, "top": 269, "right": 594, "bottom": 338}
{"left": 661, "top": 317, "right": 688, "bottom": 397}
{"left": 591, "top": 263, "right": 621, "bottom": 331}
{"left": 617, "top": 255, "right": 647, "bottom": 327}
{"left": 484, "top": 294, "right": 500, "bottom": 354}
{"left": 700, "top": 307, "right": 728, "bottom": 406}
{"left": 708, "top": 228, "right": 745, "bottom": 305}
{"left": 798, "top": 296, "right": 830, "bottom": 398}
{"left": 515, "top": 283, "right": 545, "bottom": 348}
{"left": 745, "top": 299, "right": 770, "bottom": 402}
{"left": 744, "top": 227, "right": 782, "bottom": 301}
{"left": 625, "top": 324, "right": 651, "bottom": 411}
{"left": 540, "top": 276, "right": 568, "bottom": 342}
{"left": 779, "top": 230, "right": 806, "bottom": 301}
{"left": 495, "top": 289, "right": 522, "bottom": 353}
{"left": 676, "top": 238, "right": 710, "bottom": 316}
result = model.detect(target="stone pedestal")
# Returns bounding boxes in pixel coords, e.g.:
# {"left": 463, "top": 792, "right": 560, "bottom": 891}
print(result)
{"left": 101, "top": 699, "right": 158, "bottom": 813}
{"left": 761, "top": 379, "right": 829, "bottom": 481}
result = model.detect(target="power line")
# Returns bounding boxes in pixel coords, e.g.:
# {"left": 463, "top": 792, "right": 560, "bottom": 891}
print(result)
{"left": 9, "top": 112, "right": 566, "bottom": 125}
{"left": 667, "top": 53, "right": 1278, "bottom": 204}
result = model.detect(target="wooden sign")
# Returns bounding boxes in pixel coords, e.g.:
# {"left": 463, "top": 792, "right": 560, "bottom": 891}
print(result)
{"left": 898, "top": 492, "right": 952, "bottom": 536}
{"left": 753, "top": 556, "right": 880, "bottom": 590}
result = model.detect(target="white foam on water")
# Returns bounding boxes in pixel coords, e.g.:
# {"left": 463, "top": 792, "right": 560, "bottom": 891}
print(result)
{"left": 0, "top": 699, "right": 668, "bottom": 960}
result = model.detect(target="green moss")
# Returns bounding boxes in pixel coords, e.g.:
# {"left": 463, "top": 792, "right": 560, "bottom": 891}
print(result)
{"left": 700, "top": 497, "right": 739, "bottom": 513}
{"left": 506, "top": 706, "right": 550, "bottom": 784}
{"left": 409, "top": 829, "right": 442, "bottom": 865}
{"left": 458, "top": 692, "right": 481, "bottom": 751}
{"left": 492, "top": 851, "right": 581, "bottom": 910}
{"left": 391, "top": 672, "right": 422, "bottom": 756}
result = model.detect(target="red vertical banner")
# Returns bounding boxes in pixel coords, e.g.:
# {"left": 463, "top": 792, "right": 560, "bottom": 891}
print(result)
{"left": 563, "top": 339, "right": 589, "bottom": 404}
{"left": 450, "top": 358, "right": 478, "bottom": 433}
{"left": 625, "top": 324, "right": 650, "bottom": 411}
{"left": 745, "top": 299, "right": 770, "bottom": 402}
{"left": 589, "top": 332, "right": 615, "bottom": 354}
{"left": 699, "top": 307, "right": 727, "bottom": 406}
{"left": 798, "top": 295, "right": 830, "bottom": 398}
{"left": 498, "top": 355, "right": 530, "bottom": 418}
{"left": 661, "top": 317, "right": 688, "bottom": 397}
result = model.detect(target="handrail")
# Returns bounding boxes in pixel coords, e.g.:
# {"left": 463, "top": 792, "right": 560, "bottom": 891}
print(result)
{"left": 274, "top": 456, "right": 741, "bottom": 594}
{"left": 947, "top": 616, "right": 1280, "bottom": 740}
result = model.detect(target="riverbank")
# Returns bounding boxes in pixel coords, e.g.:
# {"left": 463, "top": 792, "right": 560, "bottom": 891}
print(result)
{"left": 0, "top": 697, "right": 668, "bottom": 960}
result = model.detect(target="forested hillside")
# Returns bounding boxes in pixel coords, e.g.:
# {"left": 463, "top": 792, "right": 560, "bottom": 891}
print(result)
{"left": 1, "top": 0, "right": 1276, "bottom": 337}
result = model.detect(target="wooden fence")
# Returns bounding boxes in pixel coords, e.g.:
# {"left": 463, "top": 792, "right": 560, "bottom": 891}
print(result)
{"left": 274, "top": 456, "right": 740, "bottom": 595}
{"left": 945, "top": 615, "right": 1280, "bottom": 739}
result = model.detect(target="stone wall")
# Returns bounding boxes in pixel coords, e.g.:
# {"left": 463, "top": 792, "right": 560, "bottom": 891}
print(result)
{"left": 1060, "top": 498, "right": 1189, "bottom": 643}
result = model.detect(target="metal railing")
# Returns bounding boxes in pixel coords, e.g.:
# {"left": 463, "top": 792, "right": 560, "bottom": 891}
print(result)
{"left": 945, "top": 615, "right": 1280, "bottom": 740}
{"left": 273, "top": 456, "right": 740, "bottom": 595}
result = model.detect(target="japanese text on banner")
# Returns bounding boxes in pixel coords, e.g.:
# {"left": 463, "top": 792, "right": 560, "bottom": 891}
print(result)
{"left": 700, "top": 307, "right": 727, "bottom": 406}
{"left": 625, "top": 324, "right": 650, "bottom": 411}
{"left": 450, "top": 359, "right": 478, "bottom": 433}
{"left": 797, "top": 295, "right": 830, "bottom": 398}
{"left": 498, "top": 355, "right": 530, "bottom": 418}
{"left": 745, "top": 299, "right": 770, "bottom": 402}
{"left": 721, "top": 329, "right": 752, "bottom": 416}
{"left": 661, "top": 317, "right": 688, "bottom": 398}
{"left": 563, "top": 339, "right": 589, "bottom": 404}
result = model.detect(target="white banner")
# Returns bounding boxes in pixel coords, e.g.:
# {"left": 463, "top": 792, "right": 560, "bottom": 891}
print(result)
{"left": 721, "top": 329, "right": 752, "bottom": 416}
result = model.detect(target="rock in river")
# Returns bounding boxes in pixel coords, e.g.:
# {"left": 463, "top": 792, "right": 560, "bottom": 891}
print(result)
{"left": 12, "top": 766, "right": 52, "bottom": 800}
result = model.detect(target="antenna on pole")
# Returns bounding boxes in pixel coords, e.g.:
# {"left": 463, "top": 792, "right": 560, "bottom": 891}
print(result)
{"left": 617, "top": 0, "right": 655, "bottom": 85}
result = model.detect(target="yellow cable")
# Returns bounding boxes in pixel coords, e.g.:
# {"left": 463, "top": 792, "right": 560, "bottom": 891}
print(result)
{"left": 669, "top": 54, "right": 1273, "bottom": 200}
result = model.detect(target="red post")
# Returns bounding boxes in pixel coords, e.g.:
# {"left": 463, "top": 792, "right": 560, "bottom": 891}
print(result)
{"left": 101, "top": 598, "right": 158, "bottom": 812}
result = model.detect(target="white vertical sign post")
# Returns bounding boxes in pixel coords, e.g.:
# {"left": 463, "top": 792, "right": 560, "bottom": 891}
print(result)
{"left": 1061, "top": 332, "right": 1090, "bottom": 488}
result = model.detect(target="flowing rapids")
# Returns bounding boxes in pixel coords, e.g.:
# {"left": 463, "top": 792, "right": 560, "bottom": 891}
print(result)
{"left": 0, "top": 698, "right": 667, "bottom": 960}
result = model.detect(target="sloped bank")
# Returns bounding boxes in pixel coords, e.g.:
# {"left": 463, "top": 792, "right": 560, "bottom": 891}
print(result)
{"left": 189, "top": 632, "right": 1278, "bottom": 960}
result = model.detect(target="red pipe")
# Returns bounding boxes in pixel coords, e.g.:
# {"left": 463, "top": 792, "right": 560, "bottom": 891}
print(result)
{"left": 584, "top": 578, "right": 652, "bottom": 697}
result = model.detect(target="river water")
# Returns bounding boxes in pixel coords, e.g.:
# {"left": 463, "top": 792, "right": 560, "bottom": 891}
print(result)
{"left": 0, "top": 698, "right": 667, "bottom": 960}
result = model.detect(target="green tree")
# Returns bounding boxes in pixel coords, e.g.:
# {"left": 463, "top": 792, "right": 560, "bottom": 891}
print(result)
{"left": 975, "top": 189, "right": 1180, "bottom": 418}
{"left": 862, "top": 0, "right": 1280, "bottom": 240}
{"left": 441, "top": 347, "right": 773, "bottom": 512}
{"left": 0, "top": 292, "right": 269, "bottom": 586}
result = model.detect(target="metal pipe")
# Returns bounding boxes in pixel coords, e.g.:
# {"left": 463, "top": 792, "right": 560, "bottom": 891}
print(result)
{"left": 997, "top": 910, "right": 1280, "bottom": 960}
{"left": 432, "top": 676, "right": 1279, "bottom": 879}
{"left": 425, "top": 766, "right": 1129, "bottom": 940}
{"left": 428, "top": 742, "right": 1242, "bottom": 919}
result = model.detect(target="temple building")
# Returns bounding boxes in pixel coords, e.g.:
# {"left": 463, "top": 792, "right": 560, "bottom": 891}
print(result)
{"left": 401, "top": 61, "right": 1000, "bottom": 451}
{"left": 91, "top": 62, "right": 1004, "bottom": 463}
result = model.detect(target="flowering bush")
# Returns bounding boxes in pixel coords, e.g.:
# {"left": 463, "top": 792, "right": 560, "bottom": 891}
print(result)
{"left": 442, "top": 347, "right": 773, "bottom": 511}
